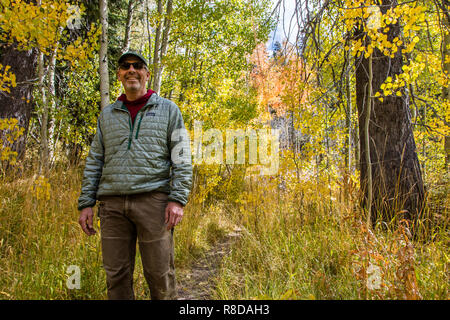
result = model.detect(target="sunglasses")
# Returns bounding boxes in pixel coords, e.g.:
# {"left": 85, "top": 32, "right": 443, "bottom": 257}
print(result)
{"left": 119, "top": 61, "right": 146, "bottom": 70}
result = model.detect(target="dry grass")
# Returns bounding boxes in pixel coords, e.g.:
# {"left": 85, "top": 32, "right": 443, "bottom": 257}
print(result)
{"left": 213, "top": 174, "right": 449, "bottom": 300}
{"left": 0, "top": 164, "right": 230, "bottom": 299}
{"left": 0, "top": 164, "right": 448, "bottom": 300}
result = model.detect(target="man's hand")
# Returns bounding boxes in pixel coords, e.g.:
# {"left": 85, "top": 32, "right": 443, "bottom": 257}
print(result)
{"left": 165, "top": 201, "right": 184, "bottom": 230}
{"left": 79, "top": 207, "right": 97, "bottom": 236}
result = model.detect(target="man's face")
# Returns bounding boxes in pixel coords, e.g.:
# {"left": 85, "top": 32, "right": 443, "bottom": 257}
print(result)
{"left": 117, "top": 57, "right": 150, "bottom": 95}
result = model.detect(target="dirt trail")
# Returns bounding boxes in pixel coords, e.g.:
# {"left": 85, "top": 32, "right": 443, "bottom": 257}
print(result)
{"left": 176, "top": 228, "right": 242, "bottom": 300}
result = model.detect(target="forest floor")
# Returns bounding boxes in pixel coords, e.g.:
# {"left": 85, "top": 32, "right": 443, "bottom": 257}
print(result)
{"left": 176, "top": 228, "right": 242, "bottom": 300}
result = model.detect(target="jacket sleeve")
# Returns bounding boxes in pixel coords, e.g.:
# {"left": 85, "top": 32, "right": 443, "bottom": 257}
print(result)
{"left": 77, "top": 116, "right": 105, "bottom": 210}
{"left": 167, "top": 102, "right": 193, "bottom": 206}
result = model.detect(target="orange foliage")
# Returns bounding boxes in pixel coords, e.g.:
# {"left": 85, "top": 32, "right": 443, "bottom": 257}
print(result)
{"left": 249, "top": 42, "right": 310, "bottom": 116}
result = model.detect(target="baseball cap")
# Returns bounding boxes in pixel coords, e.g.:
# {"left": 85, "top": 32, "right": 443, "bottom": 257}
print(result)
{"left": 118, "top": 50, "right": 148, "bottom": 66}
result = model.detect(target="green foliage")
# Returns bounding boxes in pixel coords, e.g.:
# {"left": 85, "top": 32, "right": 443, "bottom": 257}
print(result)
{"left": 0, "top": 0, "right": 447, "bottom": 301}
{"left": 160, "top": 0, "right": 274, "bottom": 127}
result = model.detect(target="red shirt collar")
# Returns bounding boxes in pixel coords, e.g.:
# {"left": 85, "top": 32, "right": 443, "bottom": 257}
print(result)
{"left": 117, "top": 89, "right": 155, "bottom": 105}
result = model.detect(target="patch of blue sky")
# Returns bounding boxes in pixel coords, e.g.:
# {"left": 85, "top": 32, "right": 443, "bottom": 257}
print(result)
{"left": 267, "top": 0, "right": 300, "bottom": 54}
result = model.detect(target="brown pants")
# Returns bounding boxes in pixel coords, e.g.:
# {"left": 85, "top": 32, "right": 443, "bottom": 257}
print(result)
{"left": 98, "top": 192, "right": 176, "bottom": 300}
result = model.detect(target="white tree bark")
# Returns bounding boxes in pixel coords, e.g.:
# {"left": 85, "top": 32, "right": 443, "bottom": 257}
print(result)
{"left": 153, "top": 0, "right": 172, "bottom": 94}
{"left": 47, "top": 39, "right": 59, "bottom": 166}
{"left": 121, "top": 0, "right": 135, "bottom": 54}
{"left": 99, "top": 0, "right": 110, "bottom": 109}
{"left": 38, "top": 49, "right": 48, "bottom": 174}
{"left": 38, "top": 28, "right": 61, "bottom": 173}
{"left": 146, "top": 0, "right": 153, "bottom": 88}
{"left": 345, "top": 49, "right": 353, "bottom": 174}
{"left": 365, "top": 54, "right": 373, "bottom": 228}
{"left": 152, "top": 0, "right": 163, "bottom": 93}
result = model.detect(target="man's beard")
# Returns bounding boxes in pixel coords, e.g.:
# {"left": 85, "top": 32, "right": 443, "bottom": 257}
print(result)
{"left": 125, "top": 79, "right": 142, "bottom": 91}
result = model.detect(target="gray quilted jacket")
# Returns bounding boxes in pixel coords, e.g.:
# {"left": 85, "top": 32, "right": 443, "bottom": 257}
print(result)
{"left": 77, "top": 93, "right": 192, "bottom": 210}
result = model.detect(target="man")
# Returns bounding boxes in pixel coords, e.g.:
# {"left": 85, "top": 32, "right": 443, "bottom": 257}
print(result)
{"left": 77, "top": 51, "right": 192, "bottom": 300}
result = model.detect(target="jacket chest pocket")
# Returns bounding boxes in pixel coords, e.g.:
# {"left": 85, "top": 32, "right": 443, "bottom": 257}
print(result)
{"left": 138, "top": 113, "right": 169, "bottom": 139}
{"left": 103, "top": 121, "right": 130, "bottom": 154}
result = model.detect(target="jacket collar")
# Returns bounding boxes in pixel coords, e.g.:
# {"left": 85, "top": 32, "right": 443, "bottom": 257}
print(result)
{"left": 111, "top": 92, "right": 160, "bottom": 111}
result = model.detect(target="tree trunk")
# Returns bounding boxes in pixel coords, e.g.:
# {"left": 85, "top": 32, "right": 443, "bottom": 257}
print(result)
{"left": 153, "top": 0, "right": 172, "bottom": 94}
{"left": 441, "top": 0, "right": 450, "bottom": 170}
{"left": 99, "top": 0, "right": 110, "bottom": 109}
{"left": 38, "top": 27, "right": 61, "bottom": 173}
{"left": 0, "top": 44, "right": 37, "bottom": 162}
{"left": 146, "top": 0, "right": 153, "bottom": 88}
{"left": 122, "top": 0, "right": 135, "bottom": 54}
{"left": 364, "top": 53, "right": 373, "bottom": 227}
{"left": 345, "top": 49, "right": 353, "bottom": 173}
{"left": 152, "top": 0, "right": 163, "bottom": 92}
{"left": 354, "top": 112, "right": 360, "bottom": 171}
{"left": 46, "top": 38, "right": 59, "bottom": 167}
{"left": 38, "top": 50, "right": 49, "bottom": 173}
{"left": 343, "top": 45, "right": 354, "bottom": 204}
{"left": 355, "top": 0, "right": 425, "bottom": 223}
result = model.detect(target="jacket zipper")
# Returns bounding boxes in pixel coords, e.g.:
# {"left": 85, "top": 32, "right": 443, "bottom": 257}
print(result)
{"left": 127, "top": 116, "right": 133, "bottom": 150}
{"left": 135, "top": 113, "right": 144, "bottom": 140}
{"left": 119, "top": 104, "right": 134, "bottom": 150}
{"left": 121, "top": 104, "right": 153, "bottom": 150}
